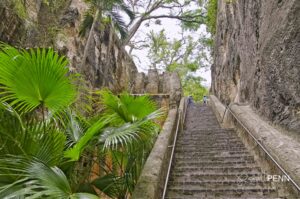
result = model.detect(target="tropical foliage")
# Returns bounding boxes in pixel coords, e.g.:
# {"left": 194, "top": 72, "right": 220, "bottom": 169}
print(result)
{"left": 79, "top": 0, "right": 134, "bottom": 39}
{"left": 145, "top": 30, "right": 209, "bottom": 101}
{"left": 0, "top": 43, "right": 163, "bottom": 199}
{"left": 79, "top": 0, "right": 135, "bottom": 74}
{"left": 206, "top": 0, "right": 218, "bottom": 35}
{"left": 182, "top": 75, "right": 208, "bottom": 102}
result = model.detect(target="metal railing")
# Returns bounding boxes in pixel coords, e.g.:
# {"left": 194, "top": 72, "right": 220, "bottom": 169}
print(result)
{"left": 225, "top": 104, "right": 300, "bottom": 193}
{"left": 162, "top": 98, "right": 188, "bottom": 199}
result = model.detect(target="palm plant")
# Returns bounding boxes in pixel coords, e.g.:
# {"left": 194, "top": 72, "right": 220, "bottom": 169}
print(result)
{"left": 84, "top": 90, "right": 164, "bottom": 198}
{"left": 0, "top": 103, "right": 100, "bottom": 198}
{"left": 79, "top": 0, "right": 135, "bottom": 73}
{"left": 0, "top": 43, "right": 76, "bottom": 116}
{"left": 0, "top": 44, "right": 98, "bottom": 198}
{"left": 0, "top": 43, "right": 164, "bottom": 198}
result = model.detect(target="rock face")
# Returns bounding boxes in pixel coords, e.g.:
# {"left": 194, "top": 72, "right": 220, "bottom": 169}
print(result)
{"left": 132, "top": 70, "right": 182, "bottom": 108}
{"left": 211, "top": 0, "right": 300, "bottom": 133}
{"left": 0, "top": 0, "right": 182, "bottom": 107}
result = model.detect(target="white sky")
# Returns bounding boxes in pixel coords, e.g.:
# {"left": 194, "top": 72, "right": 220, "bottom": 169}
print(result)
{"left": 125, "top": 9, "right": 212, "bottom": 88}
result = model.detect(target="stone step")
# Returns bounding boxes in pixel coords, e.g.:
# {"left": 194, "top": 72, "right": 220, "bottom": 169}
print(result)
{"left": 174, "top": 147, "right": 247, "bottom": 152}
{"left": 178, "top": 134, "right": 238, "bottom": 138}
{"left": 167, "top": 182, "right": 274, "bottom": 190}
{"left": 174, "top": 153, "right": 251, "bottom": 158}
{"left": 175, "top": 145, "right": 247, "bottom": 150}
{"left": 182, "top": 129, "right": 236, "bottom": 134}
{"left": 176, "top": 137, "right": 241, "bottom": 142}
{"left": 176, "top": 142, "right": 244, "bottom": 147}
{"left": 176, "top": 142, "right": 244, "bottom": 146}
{"left": 165, "top": 197, "right": 282, "bottom": 199}
{"left": 170, "top": 173, "right": 264, "bottom": 182}
{"left": 168, "top": 179, "right": 271, "bottom": 186}
{"left": 174, "top": 160, "right": 256, "bottom": 167}
{"left": 172, "top": 167, "right": 261, "bottom": 174}
{"left": 166, "top": 190, "right": 278, "bottom": 199}
{"left": 172, "top": 165, "right": 260, "bottom": 170}
{"left": 174, "top": 150, "right": 249, "bottom": 155}
{"left": 174, "top": 157, "right": 254, "bottom": 164}
{"left": 175, "top": 154, "right": 253, "bottom": 159}
{"left": 166, "top": 186, "right": 277, "bottom": 196}
{"left": 174, "top": 146, "right": 247, "bottom": 152}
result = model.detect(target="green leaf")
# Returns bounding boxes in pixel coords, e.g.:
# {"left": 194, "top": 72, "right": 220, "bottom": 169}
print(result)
{"left": 64, "top": 118, "right": 110, "bottom": 161}
{"left": 0, "top": 43, "right": 77, "bottom": 114}
{"left": 0, "top": 156, "right": 99, "bottom": 199}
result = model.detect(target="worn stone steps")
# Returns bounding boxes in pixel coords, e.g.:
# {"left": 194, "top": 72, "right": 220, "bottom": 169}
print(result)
{"left": 168, "top": 180, "right": 270, "bottom": 186}
{"left": 175, "top": 150, "right": 249, "bottom": 154}
{"left": 174, "top": 160, "right": 256, "bottom": 167}
{"left": 166, "top": 187, "right": 277, "bottom": 197}
{"left": 165, "top": 104, "right": 282, "bottom": 198}
{"left": 174, "top": 146, "right": 247, "bottom": 152}
{"left": 174, "top": 156, "right": 255, "bottom": 162}
{"left": 165, "top": 197, "right": 281, "bottom": 199}
{"left": 169, "top": 173, "right": 264, "bottom": 182}
{"left": 175, "top": 153, "right": 254, "bottom": 158}
{"left": 167, "top": 184, "right": 275, "bottom": 191}
{"left": 176, "top": 139, "right": 242, "bottom": 143}
{"left": 172, "top": 165, "right": 260, "bottom": 170}
{"left": 177, "top": 135, "right": 239, "bottom": 138}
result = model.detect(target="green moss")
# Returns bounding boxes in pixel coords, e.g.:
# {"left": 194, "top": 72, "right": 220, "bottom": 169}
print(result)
{"left": 0, "top": 0, "right": 28, "bottom": 19}
{"left": 206, "top": 0, "right": 218, "bottom": 35}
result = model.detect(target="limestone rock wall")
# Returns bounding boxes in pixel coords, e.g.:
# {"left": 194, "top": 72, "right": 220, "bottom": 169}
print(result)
{"left": 211, "top": 0, "right": 300, "bottom": 133}
{"left": 0, "top": 0, "right": 182, "bottom": 107}
{"left": 132, "top": 70, "right": 182, "bottom": 108}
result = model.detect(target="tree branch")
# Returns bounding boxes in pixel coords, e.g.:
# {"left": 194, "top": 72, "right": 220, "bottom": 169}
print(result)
{"left": 145, "top": 14, "right": 205, "bottom": 23}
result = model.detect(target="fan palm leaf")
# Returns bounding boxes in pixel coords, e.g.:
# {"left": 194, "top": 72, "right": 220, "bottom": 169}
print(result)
{"left": 99, "top": 90, "right": 158, "bottom": 123}
{"left": 99, "top": 109, "right": 163, "bottom": 149}
{"left": 0, "top": 156, "right": 99, "bottom": 199}
{"left": 0, "top": 43, "right": 77, "bottom": 114}
{"left": 64, "top": 117, "right": 112, "bottom": 161}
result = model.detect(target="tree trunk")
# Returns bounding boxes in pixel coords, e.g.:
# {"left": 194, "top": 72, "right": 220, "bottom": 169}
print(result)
{"left": 80, "top": 9, "right": 101, "bottom": 75}
{"left": 122, "top": 17, "right": 144, "bottom": 46}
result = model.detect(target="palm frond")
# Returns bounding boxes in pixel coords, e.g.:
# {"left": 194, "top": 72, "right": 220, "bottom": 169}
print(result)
{"left": 63, "top": 110, "right": 86, "bottom": 148}
{"left": 91, "top": 174, "right": 123, "bottom": 198}
{"left": 64, "top": 117, "right": 111, "bottom": 161}
{"left": 100, "top": 90, "right": 159, "bottom": 123}
{"left": 109, "top": 10, "right": 128, "bottom": 39}
{"left": 99, "top": 109, "right": 164, "bottom": 150}
{"left": 118, "top": 92, "right": 158, "bottom": 120}
{"left": 0, "top": 156, "right": 99, "bottom": 199}
{"left": 0, "top": 43, "right": 77, "bottom": 115}
{"left": 0, "top": 121, "right": 66, "bottom": 167}
{"left": 79, "top": 11, "right": 94, "bottom": 37}
{"left": 113, "top": 2, "right": 135, "bottom": 20}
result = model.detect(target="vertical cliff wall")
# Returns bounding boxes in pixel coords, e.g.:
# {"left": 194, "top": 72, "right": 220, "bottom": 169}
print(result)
{"left": 0, "top": 0, "right": 182, "bottom": 106}
{"left": 211, "top": 0, "right": 300, "bottom": 133}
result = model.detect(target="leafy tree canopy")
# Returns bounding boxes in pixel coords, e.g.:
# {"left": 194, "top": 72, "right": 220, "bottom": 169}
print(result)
{"left": 145, "top": 30, "right": 209, "bottom": 101}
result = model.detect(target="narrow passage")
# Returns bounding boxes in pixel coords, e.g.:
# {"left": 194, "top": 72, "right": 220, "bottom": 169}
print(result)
{"left": 165, "top": 104, "right": 283, "bottom": 198}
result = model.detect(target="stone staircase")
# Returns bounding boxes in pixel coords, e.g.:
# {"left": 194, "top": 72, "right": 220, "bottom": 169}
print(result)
{"left": 165, "top": 104, "right": 284, "bottom": 199}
